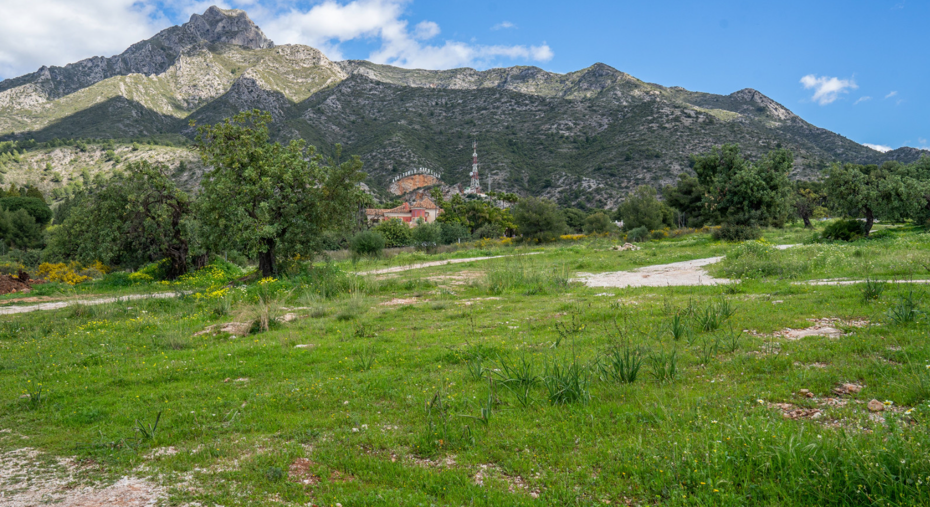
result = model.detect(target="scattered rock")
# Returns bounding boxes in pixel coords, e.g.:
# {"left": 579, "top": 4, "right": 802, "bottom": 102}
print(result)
{"left": 798, "top": 389, "right": 814, "bottom": 398}
{"left": 611, "top": 243, "right": 641, "bottom": 252}
{"left": 194, "top": 321, "right": 251, "bottom": 337}
{"left": 294, "top": 344, "right": 316, "bottom": 349}
{"left": 380, "top": 297, "right": 422, "bottom": 306}
{"left": 867, "top": 399, "right": 884, "bottom": 412}
{"left": 833, "top": 383, "right": 863, "bottom": 396}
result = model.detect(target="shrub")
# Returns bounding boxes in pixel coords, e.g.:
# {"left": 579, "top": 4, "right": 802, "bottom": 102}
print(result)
{"left": 627, "top": 226, "right": 649, "bottom": 242}
{"left": 440, "top": 222, "right": 470, "bottom": 245}
{"left": 36, "top": 262, "right": 94, "bottom": 285}
{"left": 712, "top": 223, "right": 762, "bottom": 241}
{"left": 350, "top": 230, "right": 385, "bottom": 258}
{"left": 412, "top": 221, "right": 442, "bottom": 252}
{"left": 473, "top": 223, "right": 504, "bottom": 239}
{"left": 582, "top": 212, "right": 616, "bottom": 234}
{"left": 373, "top": 219, "right": 412, "bottom": 248}
{"left": 822, "top": 219, "right": 866, "bottom": 242}
{"left": 512, "top": 197, "right": 567, "bottom": 242}
{"left": 129, "top": 259, "right": 169, "bottom": 282}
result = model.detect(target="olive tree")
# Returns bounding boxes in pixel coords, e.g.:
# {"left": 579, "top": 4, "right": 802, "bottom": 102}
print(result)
{"left": 193, "top": 110, "right": 366, "bottom": 277}
{"left": 825, "top": 161, "right": 923, "bottom": 236}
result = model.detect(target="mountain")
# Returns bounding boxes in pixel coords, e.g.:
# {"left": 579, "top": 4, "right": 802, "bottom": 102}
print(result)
{"left": 0, "top": 6, "right": 923, "bottom": 207}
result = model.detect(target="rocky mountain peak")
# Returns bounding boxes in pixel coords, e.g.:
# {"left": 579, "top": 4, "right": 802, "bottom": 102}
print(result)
{"left": 729, "top": 88, "right": 796, "bottom": 121}
{"left": 186, "top": 6, "right": 274, "bottom": 49}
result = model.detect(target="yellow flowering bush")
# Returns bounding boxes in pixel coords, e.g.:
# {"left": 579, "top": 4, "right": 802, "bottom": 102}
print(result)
{"left": 36, "top": 262, "right": 93, "bottom": 285}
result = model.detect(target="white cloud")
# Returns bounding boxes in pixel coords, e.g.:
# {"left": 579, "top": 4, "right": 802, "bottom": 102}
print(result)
{"left": 863, "top": 143, "right": 893, "bottom": 153}
{"left": 853, "top": 96, "right": 871, "bottom": 105}
{"left": 492, "top": 21, "right": 516, "bottom": 30}
{"left": 800, "top": 74, "right": 858, "bottom": 105}
{"left": 262, "top": 0, "right": 551, "bottom": 69}
{"left": 885, "top": 90, "right": 898, "bottom": 99}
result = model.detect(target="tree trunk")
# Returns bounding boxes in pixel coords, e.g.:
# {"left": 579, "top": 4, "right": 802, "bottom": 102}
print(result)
{"left": 258, "top": 238, "right": 276, "bottom": 278}
{"left": 864, "top": 208, "right": 874, "bottom": 236}
{"left": 802, "top": 216, "right": 812, "bottom": 228}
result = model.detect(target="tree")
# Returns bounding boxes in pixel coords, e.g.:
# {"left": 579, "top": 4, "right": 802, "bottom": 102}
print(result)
{"left": 512, "top": 197, "right": 567, "bottom": 242}
{"left": 193, "top": 110, "right": 366, "bottom": 277}
{"left": 412, "top": 220, "right": 442, "bottom": 252}
{"left": 7, "top": 208, "right": 42, "bottom": 250}
{"left": 47, "top": 162, "right": 197, "bottom": 277}
{"left": 793, "top": 183, "right": 824, "bottom": 228}
{"left": 583, "top": 212, "right": 616, "bottom": 234}
{"left": 440, "top": 222, "right": 470, "bottom": 244}
{"left": 373, "top": 219, "right": 412, "bottom": 248}
{"left": 825, "top": 161, "right": 923, "bottom": 236}
{"left": 0, "top": 197, "right": 52, "bottom": 226}
{"left": 693, "top": 144, "right": 792, "bottom": 228}
{"left": 617, "top": 185, "right": 673, "bottom": 231}
{"left": 563, "top": 208, "right": 588, "bottom": 233}
{"left": 350, "top": 230, "right": 385, "bottom": 258}
{"left": 662, "top": 173, "right": 706, "bottom": 227}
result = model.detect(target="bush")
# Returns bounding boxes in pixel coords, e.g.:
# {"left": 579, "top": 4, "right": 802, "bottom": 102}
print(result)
{"left": 440, "top": 222, "right": 470, "bottom": 245}
{"left": 373, "top": 219, "right": 412, "bottom": 248}
{"left": 822, "top": 219, "right": 866, "bottom": 242}
{"left": 350, "top": 230, "right": 385, "bottom": 258}
{"left": 583, "top": 212, "right": 616, "bottom": 234}
{"left": 412, "top": 221, "right": 442, "bottom": 252}
{"left": 712, "top": 223, "right": 762, "bottom": 241}
{"left": 512, "top": 197, "right": 567, "bottom": 242}
{"left": 627, "top": 226, "right": 649, "bottom": 242}
{"left": 473, "top": 223, "right": 504, "bottom": 239}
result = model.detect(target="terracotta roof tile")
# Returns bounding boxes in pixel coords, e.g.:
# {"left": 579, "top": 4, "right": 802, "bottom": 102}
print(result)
{"left": 411, "top": 196, "right": 439, "bottom": 209}
{"left": 385, "top": 202, "right": 411, "bottom": 213}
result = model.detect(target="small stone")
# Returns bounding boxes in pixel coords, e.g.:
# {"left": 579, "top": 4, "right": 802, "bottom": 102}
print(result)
{"left": 843, "top": 383, "right": 862, "bottom": 393}
{"left": 867, "top": 399, "right": 884, "bottom": 412}
{"left": 294, "top": 344, "right": 316, "bottom": 349}
{"left": 811, "top": 412, "right": 823, "bottom": 420}
{"left": 223, "top": 378, "right": 230, "bottom": 383}
{"left": 799, "top": 389, "right": 814, "bottom": 398}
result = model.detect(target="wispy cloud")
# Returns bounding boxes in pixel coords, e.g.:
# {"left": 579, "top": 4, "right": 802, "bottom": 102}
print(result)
{"left": 492, "top": 21, "right": 516, "bottom": 30}
{"left": 853, "top": 96, "right": 871, "bottom": 105}
{"left": 885, "top": 91, "right": 898, "bottom": 99}
{"left": 800, "top": 74, "right": 858, "bottom": 105}
{"left": 863, "top": 143, "right": 893, "bottom": 153}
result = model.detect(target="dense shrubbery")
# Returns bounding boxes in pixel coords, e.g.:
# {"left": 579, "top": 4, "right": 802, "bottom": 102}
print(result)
{"left": 373, "top": 219, "right": 412, "bottom": 247}
{"left": 412, "top": 221, "right": 442, "bottom": 252}
{"left": 350, "top": 230, "right": 385, "bottom": 258}
{"left": 712, "top": 223, "right": 762, "bottom": 242}
{"left": 626, "top": 226, "right": 649, "bottom": 242}
{"left": 821, "top": 219, "right": 866, "bottom": 242}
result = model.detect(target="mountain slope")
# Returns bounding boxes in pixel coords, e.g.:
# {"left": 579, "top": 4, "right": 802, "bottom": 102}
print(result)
{"left": 0, "top": 6, "right": 923, "bottom": 207}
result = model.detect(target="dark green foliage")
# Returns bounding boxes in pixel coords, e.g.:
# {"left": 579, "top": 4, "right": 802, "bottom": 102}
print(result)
{"left": 439, "top": 221, "right": 470, "bottom": 244}
{"left": 5, "top": 208, "right": 43, "bottom": 249}
{"left": 472, "top": 222, "right": 504, "bottom": 239}
{"left": 372, "top": 219, "right": 412, "bottom": 248}
{"left": 712, "top": 223, "right": 762, "bottom": 241}
{"left": 617, "top": 185, "right": 673, "bottom": 231}
{"left": 583, "top": 212, "right": 616, "bottom": 234}
{"left": 821, "top": 219, "right": 866, "bottom": 242}
{"left": 512, "top": 196, "right": 567, "bottom": 242}
{"left": 411, "top": 221, "right": 442, "bottom": 251}
{"left": 0, "top": 197, "right": 52, "bottom": 226}
{"left": 662, "top": 173, "right": 706, "bottom": 227}
{"left": 563, "top": 208, "right": 588, "bottom": 233}
{"left": 437, "top": 194, "right": 514, "bottom": 234}
{"left": 626, "top": 226, "right": 649, "bottom": 242}
{"left": 350, "top": 230, "right": 385, "bottom": 258}
{"left": 693, "top": 144, "right": 792, "bottom": 228}
{"left": 193, "top": 110, "right": 366, "bottom": 277}
{"left": 825, "top": 161, "right": 924, "bottom": 236}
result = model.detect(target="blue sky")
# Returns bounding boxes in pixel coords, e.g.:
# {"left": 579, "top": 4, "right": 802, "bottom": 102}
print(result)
{"left": 1, "top": 0, "right": 926, "bottom": 151}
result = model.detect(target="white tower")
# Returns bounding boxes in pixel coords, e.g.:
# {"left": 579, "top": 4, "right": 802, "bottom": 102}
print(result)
{"left": 469, "top": 141, "right": 481, "bottom": 194}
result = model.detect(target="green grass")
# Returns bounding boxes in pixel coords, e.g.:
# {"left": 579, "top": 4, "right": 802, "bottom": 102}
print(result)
{"left": 3, "top": 226, "right": 930, "bottom": 505}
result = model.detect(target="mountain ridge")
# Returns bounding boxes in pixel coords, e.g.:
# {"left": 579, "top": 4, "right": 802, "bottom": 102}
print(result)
{"left": 0, "top": 6, "right": 924, "bottom": 207}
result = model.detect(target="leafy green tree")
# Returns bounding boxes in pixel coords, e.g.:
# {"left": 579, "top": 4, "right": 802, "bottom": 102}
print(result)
{"left": 617, "top": 185, "right": 673, "bottom": 231}
{"left": 440, "top": 222, "right": 470, "bottom": 244}
{"left": 438, "top": 194, "right": 515, "bottom": 234}
{"left": 412, "top": 220, "right": 442, "bottom": 252}
{"left": 512, "top": 197, "right": 567, "bottom": 242}
{"left": 825, "top": 161, "right": 923, "bottom": 236}
{"left": 473, "top": 222, "right": 504, "bottom": 239}
{"left": 793, "top": 184, "right": 824, "bottom": 228}
{"left": 47, "top": 162, "right": 196, "bottom": 277}
{"left": 7, "top": 208, "right": 42, "bottom": 250}
{"left": 693, "top": 144, "right": 792, "bottom": 228}
{"left": 583, "top": 212, "right": 616, "bottom": 234}
{"left": 373, "top": 219, "right": 412, "bottom": 248}
{"left": 350, "top": 230, "right": 385, "bottom": 258}
{"left": 0, "top": 197, "right": 52, "bottom": 226}
{"left": 563, "top": 208, "right": 588, "bottom": 233}
{"left": 193, "top": 110, "right": 366, "bottom": 277}
{"left": 662, "top": 173, "right": 706, "bottom": 227}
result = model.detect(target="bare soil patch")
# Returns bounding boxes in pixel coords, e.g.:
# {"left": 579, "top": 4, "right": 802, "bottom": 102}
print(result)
{"left": 574, "top": 257, "right": 732, "bottom": 288}
{"left": 774, "top": 318, "right": 870, "bottom": 341}
{"left": 380, "top": 297, "right": 424, "bottom": 306}
{"left": 357, "top": 253, "right": 541, "bottom": 276}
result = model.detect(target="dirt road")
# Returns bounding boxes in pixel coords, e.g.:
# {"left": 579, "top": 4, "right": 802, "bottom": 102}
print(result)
{"left": 356, "top": 252, "right": 542, "bottom": 276}
{"left": 0, "top": 292, "right": 180, "bottom": 316}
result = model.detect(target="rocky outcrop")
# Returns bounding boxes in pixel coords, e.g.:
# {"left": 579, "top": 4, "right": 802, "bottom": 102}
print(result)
{"left": 0, "top": 6, "right": 273, "bottom": 99}
{"left": 729, "top": 88, "right": 797, "bottom": 121}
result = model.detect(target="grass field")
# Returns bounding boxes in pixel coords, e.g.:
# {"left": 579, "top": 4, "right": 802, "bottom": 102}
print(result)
{"left": 2, "top": 224, "right": 930, "bottom": 506}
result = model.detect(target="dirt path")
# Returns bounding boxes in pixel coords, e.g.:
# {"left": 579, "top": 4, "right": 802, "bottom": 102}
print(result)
{"left": 0, "top": 292, "right": 180, "bottom": 316}
{"left": 574, "top": 257, "right": 732, "bottom": 288}
{"left": 356, "top": 252, "right": 542, "bottom": 276}
{"left": 574, "top": 244, "right": 798, "bottom": 289}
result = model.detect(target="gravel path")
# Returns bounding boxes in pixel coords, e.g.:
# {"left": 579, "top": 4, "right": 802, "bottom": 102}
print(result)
{"left": 574, "top": 244, "right": 798, "bottom": 289}
{"left": 356, "top": 252, "right": 542, "bottom": 276}
{"left": 0, "top": 292, "right": 180, "bottom": 316}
